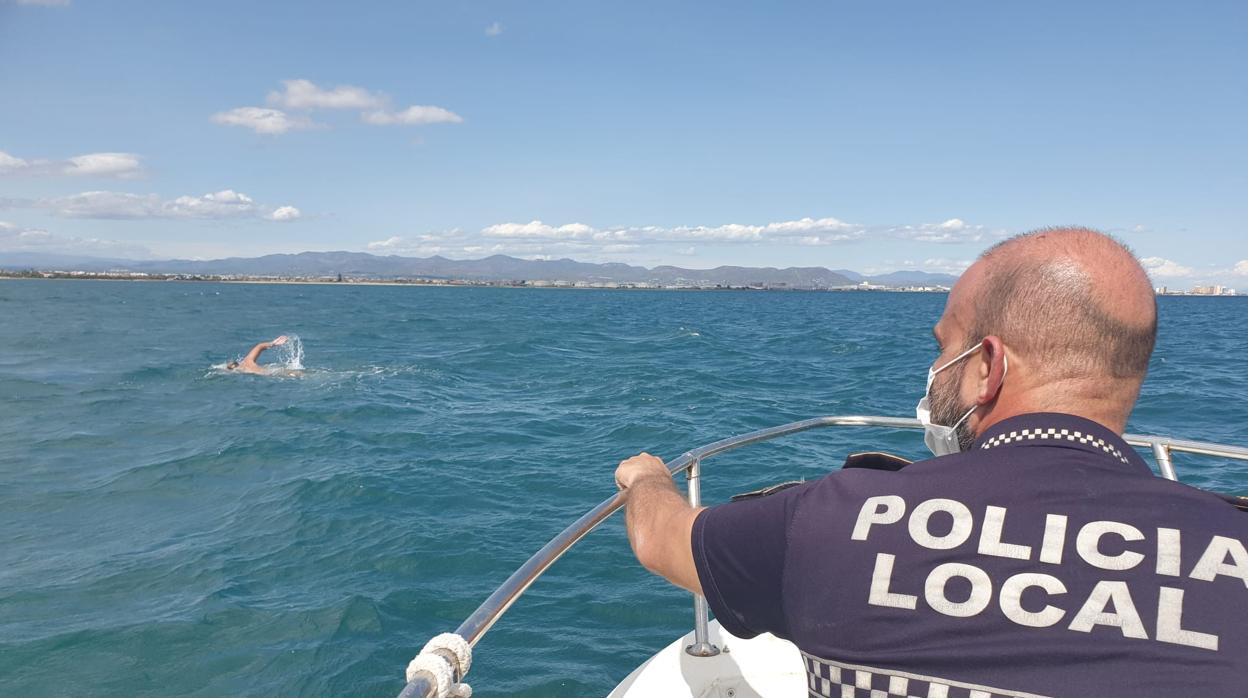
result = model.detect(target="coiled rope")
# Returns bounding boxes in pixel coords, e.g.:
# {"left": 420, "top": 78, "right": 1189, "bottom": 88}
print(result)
{"left": 405, "top": 633, "right": 473, "bottom": 698}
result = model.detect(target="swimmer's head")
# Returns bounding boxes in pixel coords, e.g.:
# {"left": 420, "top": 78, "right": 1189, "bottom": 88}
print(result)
{"left": 226, "top": 360, "right": 239, "bottom": 370}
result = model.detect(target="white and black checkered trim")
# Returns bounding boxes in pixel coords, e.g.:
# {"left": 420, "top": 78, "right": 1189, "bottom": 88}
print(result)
{"left": 979, "top": 427, "right": 1130, "bottom": 465}
{"left": 802, "top": 654, "right": 1050, "bottom": 698}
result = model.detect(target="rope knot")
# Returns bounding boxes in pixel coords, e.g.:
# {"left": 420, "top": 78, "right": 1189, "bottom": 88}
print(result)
{"left": 405, "top": 632, "right": 472, "bottom": 698}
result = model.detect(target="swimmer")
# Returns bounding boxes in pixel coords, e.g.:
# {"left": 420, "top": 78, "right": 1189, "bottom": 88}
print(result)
{"left": 226, "top": 335, "right": 289, "bottom": 375}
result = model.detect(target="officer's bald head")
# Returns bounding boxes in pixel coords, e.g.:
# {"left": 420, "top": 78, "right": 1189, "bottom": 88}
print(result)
{"left": 944, "top": 227, "right": 1157, "bottom": 428}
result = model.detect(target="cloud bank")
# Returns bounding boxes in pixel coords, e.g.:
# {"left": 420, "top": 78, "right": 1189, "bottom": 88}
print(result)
{"left": 0, "top": 220, "right": 150, "bottom": 257}
{"left": 1, "top": 189, "right": 301, "bottom": 221}
{"left": 0, "top": 149, "right": 143, "bottom": 178}
{"left": 214, "top": 79, "right": 462, "bottom": 135}
{"left": 1141, "top": 256, "right": 1195, "bottom": 279}
{"left": 367, "top": 216, "right": 992, "bottom": 259}
{"left": 1139, "top": 255, "right": 1248, "bottom": 288}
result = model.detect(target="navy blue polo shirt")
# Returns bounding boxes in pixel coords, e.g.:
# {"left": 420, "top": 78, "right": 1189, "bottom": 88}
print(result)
{"left": 692, "top": 413, "right": 1248, "bottom": 697}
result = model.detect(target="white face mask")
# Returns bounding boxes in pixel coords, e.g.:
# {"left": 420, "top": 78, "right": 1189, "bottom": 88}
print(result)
{"left": 915, "top": 342, "right": 1007, "bottom": 457}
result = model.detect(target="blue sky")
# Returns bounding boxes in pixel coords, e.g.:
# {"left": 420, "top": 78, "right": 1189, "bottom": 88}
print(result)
{"left": 1, "top": 0, "right": 1244, "bottom": 287}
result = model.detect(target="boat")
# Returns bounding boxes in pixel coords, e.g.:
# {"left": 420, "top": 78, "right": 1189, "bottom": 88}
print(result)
{"left": 392, "top": 415, "right": 1248, "bottom": 698}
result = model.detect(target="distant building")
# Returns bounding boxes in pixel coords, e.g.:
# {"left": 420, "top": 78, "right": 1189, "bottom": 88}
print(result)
{"left": 1190, "top": 284, "right": 1237, "bottom": 296}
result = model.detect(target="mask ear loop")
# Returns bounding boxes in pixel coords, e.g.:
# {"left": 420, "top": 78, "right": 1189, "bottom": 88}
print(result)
{"left": 933, "top": 342, "right": 984, "bottom": 377}
{"left": 953, "top": 351, "right": 1010, "bottom": 431}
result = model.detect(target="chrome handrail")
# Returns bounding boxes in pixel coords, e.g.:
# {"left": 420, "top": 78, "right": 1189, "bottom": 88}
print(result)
{"left": 396, "top": 415, "right": 1248, "bottom": 698}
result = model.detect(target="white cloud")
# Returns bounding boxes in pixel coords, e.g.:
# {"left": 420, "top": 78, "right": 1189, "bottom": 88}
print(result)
{"left": 482, "top": 221, "right": 595, "bottom": 239}
{"left": 0, "top": 149, "right": 143, "bottom": 178}
{"left": 0, "top": 150, "right": 30, "bottom": 171}
{"left": 1141, "top": 256, "right": 1195, "bottom": 278}
{"left": 477, "top": 216, "right": 870, "bottom": 245}
{"left": 368, "top": 215, "right": 993, "bottom": 261}
{"left": 367, "top": 236, "right": 406, "bottom": 251}
{"left": 761, "top": 216, "right": 857, "bottom": 235}
{"left": 891, "top": 218, "right": 988, "bottom": 244}
{"left": 217, "top": 79, "right": 463, "bottom": 135}
{"left": 266, "top": 205, "right": 302, "bottom": 222}
{"left": 692, "top": 217, "right": 859, "bottom": 244}
{"left": 211, "top": 107, "right": 317, "bottom": 135}
{"left": 267, "top": 79, "right": 384, "bottom": 110}
{"left": 474, "top": 217, "right": 863, "bottom": 245}
{"left": 3, "top": 189, "right": 301, "bottom": 221}
{"left": 164, "top": 189, "right": 258, "bottom": 218}
{"left": 64, "top": 152, "right": 142, "bottom": 178}
{"left": 362, "top": 106, "right": 464, "bottom": 126}
{"left": 919, "top": 258, "right": 973, "bottom": 275}
{"left": 1233, "top": 260, "right": 1248, "bottom": 276}
{"left": 485, "top": 22, "right": 503, "bottom": 37}
{"left": 0, "top": 222, "right": 150, "bottom": 257}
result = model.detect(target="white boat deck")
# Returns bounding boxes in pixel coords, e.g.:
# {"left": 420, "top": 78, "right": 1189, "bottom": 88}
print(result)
{"left": 608, "top": 620, "right": 805, "bottom": 698}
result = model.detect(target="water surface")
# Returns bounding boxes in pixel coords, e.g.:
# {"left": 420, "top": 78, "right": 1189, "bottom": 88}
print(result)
{"left": 1, "top": 280, "right": 1244, "bottom": 697}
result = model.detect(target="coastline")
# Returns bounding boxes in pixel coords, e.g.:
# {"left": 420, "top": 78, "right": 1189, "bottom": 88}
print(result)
{"left": 1, "top": 272, "right": 1239, "bottom": 296}
{"left": 0, "top": 270, "right": 951, "bottom": 293}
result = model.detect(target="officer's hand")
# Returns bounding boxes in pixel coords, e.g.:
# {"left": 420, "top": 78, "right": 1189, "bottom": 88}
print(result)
{"left": 615, "top": 452, "right": 670, "bottom": 491}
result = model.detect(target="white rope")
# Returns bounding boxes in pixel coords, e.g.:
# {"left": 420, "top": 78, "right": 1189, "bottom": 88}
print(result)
{"left": 405, "top": 655, "right": 450, "bottom": 697}
{"left": 405, "top": 633, "right": 473, "bottom": 698}
{"left": 423, "top": 633, "right": 472, "bottom": 676}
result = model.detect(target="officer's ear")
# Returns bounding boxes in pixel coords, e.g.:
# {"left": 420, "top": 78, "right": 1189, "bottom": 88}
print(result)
{"left": 974, "top": 335, "right": 1008, "bottom": 405}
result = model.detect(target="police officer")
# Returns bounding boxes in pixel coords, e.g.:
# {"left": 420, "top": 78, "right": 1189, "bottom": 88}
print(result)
{"left": 615, "top": 227, "right": 1248, "bottom": 697}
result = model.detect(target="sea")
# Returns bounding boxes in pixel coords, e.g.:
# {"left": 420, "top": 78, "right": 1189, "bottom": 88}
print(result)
{"left": 1, "top": 279, "right": 1245, "bottom": 698}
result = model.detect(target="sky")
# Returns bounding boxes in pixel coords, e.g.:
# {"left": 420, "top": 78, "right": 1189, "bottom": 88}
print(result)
{"left": 0, "top": 0, "right": 1245, "bottom": 288}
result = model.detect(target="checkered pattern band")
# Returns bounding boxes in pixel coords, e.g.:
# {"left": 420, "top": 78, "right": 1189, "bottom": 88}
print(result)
{"left": 979, "top": 427, "right": 1130, "bottom": 465}
{"left": 802, "top": 654, "right": 1050, "bottom": 698}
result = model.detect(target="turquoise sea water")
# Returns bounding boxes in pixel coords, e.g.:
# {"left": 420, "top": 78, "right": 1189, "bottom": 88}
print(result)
{"left": 2, "top": 279, "right": 1246, "bottom": 697}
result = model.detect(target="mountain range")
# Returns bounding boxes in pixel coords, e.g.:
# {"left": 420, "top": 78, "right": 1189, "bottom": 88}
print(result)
{"left": 0, "top": 250, "right": 959, "bottom": 289}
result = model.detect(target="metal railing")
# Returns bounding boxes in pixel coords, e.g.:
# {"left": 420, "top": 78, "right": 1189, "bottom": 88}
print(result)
{"left": 396, "top": 415, "right": 1248, "bottom": 698}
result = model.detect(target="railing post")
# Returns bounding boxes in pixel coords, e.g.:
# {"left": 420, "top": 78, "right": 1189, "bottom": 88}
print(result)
{"left": 1152, "top": 442, "right": 1178, "bottom": 481}
{"left": 684, "top": 456, "right": 721, "bottom": 657}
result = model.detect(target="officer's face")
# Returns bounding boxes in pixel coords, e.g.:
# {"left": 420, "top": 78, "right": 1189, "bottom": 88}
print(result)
{"left": 927, "top": 267, "right": 981, "bottom": 451}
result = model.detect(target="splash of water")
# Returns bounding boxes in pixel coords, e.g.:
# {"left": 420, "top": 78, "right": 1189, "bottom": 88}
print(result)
{"left": 275, "top": 334, "right": 304, "bottom": 370}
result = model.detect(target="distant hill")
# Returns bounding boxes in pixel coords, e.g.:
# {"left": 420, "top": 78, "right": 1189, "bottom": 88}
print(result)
{"left": 0, "top": 250, "right": 958, "bottom": 289}
{"left": 832, "top": 268, "right": 959, "bottom": 286}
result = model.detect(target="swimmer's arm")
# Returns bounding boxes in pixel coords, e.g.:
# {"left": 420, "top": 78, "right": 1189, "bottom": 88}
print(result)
{"left": 241, "top": 336, "right": 287, "bottom": 365}
{"left": 616, "top": 453, "right": 705, "bottom": 595}
{"left": 242, "top": 341, "right": 274, "bottom": 364}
